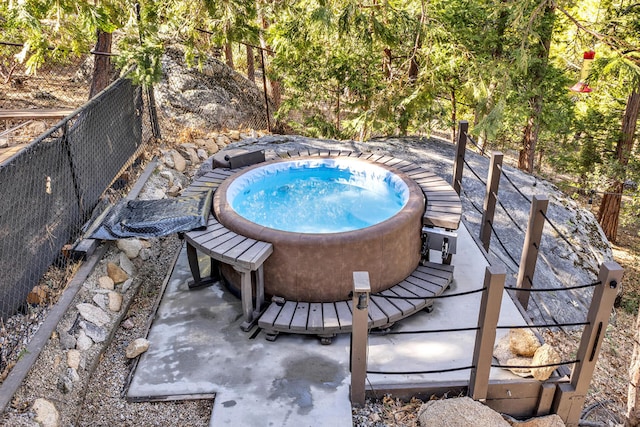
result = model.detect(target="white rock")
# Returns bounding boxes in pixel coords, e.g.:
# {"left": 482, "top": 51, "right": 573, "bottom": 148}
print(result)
{"left": 117, "top": 239, "right": 142, "bottom": 260}
{"left": 33, "top": 398, "right": 60, "bottom": 427}
{"left": 108, "top": 292, "right": 123, "bottom": 312}
{"left": 121, "top": 278, "right": 134, "bottom": 293}
{"left": 67, "top": 367, "right": 80, "bottom": 383}
{"left": 67, "top": 349, "right": 81, "bottom": 370}
{"left": 76, "top": 330, "right": 93, "bottom": 351}
{"left": 418, "top": 396, "right": 510, "bottom": 427}
{"left": 76, "top": 303, "right": 110, "bottom": 327}
{"left": 79, "top": 320, "right": 107, "bottom": 343}
{"left": 172, "top": 151, "right": 187, "bottom": 172}
{"left": 125, "top": 338, "right": 150, "bottom": 359}
{"left": 98, "top": 276, "right": 115, "bottom": 290}
{"left": 509, "top": 329, "right": 541, "bottom": 357}
{"left": 531, "top": 344, "right": 561, "bottom": 381}
{"left": 92, "top": 293, "right": 108, "bottom": 311}
{"left": 197, "top": 148, "right": 208, "bottom": 160}
{"left": 121, "top": 318, "right": 135, "bottom": 330}
{"left": 119, "top": 252, "right": 135, "bottom": 274}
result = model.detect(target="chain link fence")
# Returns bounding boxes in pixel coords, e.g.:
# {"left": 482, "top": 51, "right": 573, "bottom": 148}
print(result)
{"left": 0, "top": 59, "right": 157, "bottom": 391}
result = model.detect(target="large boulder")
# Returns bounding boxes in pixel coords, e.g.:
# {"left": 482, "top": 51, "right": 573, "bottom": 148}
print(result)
{"left": 154, "top": 46, "right": 270, "bottom": 131}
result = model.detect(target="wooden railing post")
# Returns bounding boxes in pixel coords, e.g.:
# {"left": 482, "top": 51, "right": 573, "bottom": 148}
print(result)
{"left": 552, "top": 262, "right": 624, "bottom": 426}
{"left": 469, "top": 265, "right": 506, "bottom": 401}
{"left": 480, "top": 152, "right": 503, "bottom": 251}
{"left": 350, "top": 271, "right": 371, "bottom": 406}
{"left": 516, "top": 195, "right": 549, "bottom": 309}
{"left": 452, "top": 120, "right": 469, "bottom": 195}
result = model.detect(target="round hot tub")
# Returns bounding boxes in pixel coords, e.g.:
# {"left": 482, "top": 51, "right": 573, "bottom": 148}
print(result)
{"left": 213, "top": 157, "right": 425, "bottom": 302}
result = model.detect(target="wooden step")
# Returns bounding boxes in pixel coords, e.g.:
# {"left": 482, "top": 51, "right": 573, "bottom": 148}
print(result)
{"left": 257, "top": 262, "right": 454, "bottom": 340}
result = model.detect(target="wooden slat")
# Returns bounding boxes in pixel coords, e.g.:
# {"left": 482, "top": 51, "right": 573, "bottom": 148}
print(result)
{"left": 335, "top": 301, "right": 352, "bottom": 329}
{"left": 290, "top": 302, "right": 310, "bottom": 332}
{"left": 0, "top": 108, "right": 74, "bottom": 120}
{"left": 412, "top": 267, "right": 452, "bottom": 287}
{"left": 404, "top": 274, "right": 445, "bottom": 295}
{"left": 222, "top": 239, "right": 260, "bottom": 264}
{"left": 239, "top": 241, "right": 273, "bottom": 270}
{"left": 377, "top": 289, "right": 416, "bottom": 315}
{"left": 322, "top": 303, "right": 342, "bottom": 332}
{"left": 367, "top": 298, "right": 389, "bottom": 329}
{"left": 370, "top": 296, "right": 404, "bottom": 323}
{"left": 273, "top": 301, "right": 298, "bottom": 329}
{"left": 308, "top": 303, "right": 324, "bottom": 330}
{"left": 257, "top": 303, "right": 283, "bottom": 328}
{"left": 213, "top": 235, "right": 251, "bottom": 261}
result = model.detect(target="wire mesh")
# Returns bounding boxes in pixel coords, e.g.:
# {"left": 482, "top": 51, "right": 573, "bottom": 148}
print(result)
{"left": 0, "top": 75, "right": 149, "bottom": 321}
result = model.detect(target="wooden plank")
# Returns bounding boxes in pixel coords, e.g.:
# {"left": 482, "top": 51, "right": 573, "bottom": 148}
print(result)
{"left": 388, "top": 159, "right": 413, "bottom": 169}
{"left": 212, "top": 235, "right": 250, "bottom": 259}
{"left": 377, "top": 289, "right": 416, "bottom": 315}
{"left": 396, "top": 163, "right": 424, "bottom": 173}
{"left": 290, "top": 302, "right": 310, "bottom": 332}
{"left": 257, "top": 303, "right": 282, "bottom": 328}
{"left": 222, "top": 239, "right": 260, "bottom": 264}
{"left": 391, "top": 282, "right": 431, "bottom": 311}
{"left": 372, "top": 155, "right": 396, "bottom": 165}
{"left": 273, "top": 301, "right": 298, "bottom": 329}
{"left": 404, "top": 274, "right": 445, "bottom": 295}
{"left": 410, "top": 269, "right": 451, "bottom": 289}
{"left": 335, "top": 301, "right": 353, "bottom": 329}
{"left": 185, "top": 220, "right": 224, "bottom": 240}
{"left": 322, "top": 303, "right": 342, "bottom": 332}
{"left": 192, "top": 231, "right": 238, "bottom": 256}
{"left": 367, "top": 297, "right": 389, "bottom": 329}
{"left": 239, "top": 241, "right": 273, "bottom": 270}
{"left": 405, "top": 170, "right": 439, "bottom": 180}
{"left": 0, "top": 108, "right": 74, "bottom": 120}
{"left": 190, "top": 226, "right": 234, "bottom": 246}
{"left": 370, "top": 296, "right": 404, "bottom": 323}
{"left": 307, "top": 303, "right": 324, "bottom": 330}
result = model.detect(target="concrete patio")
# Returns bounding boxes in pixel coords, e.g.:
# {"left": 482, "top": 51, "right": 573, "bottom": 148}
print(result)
{"left": 127, "top": 221, "right": 527, "bottom": 426}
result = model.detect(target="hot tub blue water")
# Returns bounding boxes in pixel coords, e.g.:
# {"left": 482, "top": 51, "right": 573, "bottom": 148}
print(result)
{"left": 226, "top": 159, "right": 409, "bottom": 233}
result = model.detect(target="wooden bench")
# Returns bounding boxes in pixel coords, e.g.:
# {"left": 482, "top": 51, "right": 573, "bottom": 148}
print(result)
{"left": 182, "top": 170, "right": 273, "bottom": 331}
{"left": 258, "top": 262, "right": 455, "bottom": 344}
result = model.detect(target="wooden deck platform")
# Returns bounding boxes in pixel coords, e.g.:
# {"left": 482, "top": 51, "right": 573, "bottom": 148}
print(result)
{"left": 182, "top": 149, "right": 463, "bottom": 341}
{"left": 258, "top": 262, "right": 455, "bottom": 343}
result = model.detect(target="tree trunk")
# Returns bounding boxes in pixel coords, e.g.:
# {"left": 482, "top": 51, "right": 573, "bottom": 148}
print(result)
{"left": 517, "top": 3, "right": 555, "bottom": 172}
{"left": 89, "top": 30, "right": 112, "bottom": 99}
{"left": 600, "top": 86, "right": 640, "bottom": 243}
{"left": 246, "top": 44, "right": 255, "bottom": 83}
{"left": 451, "top": 88, "right": 457, "bottom": 144}
{"left": 408, "top": 1, "right": 426, "bottom": 82}
{"left": 224, "top": 42, "right": 234, "bottom": 69}
{"left": 519, "top": 95, "right": 543, "bottom": 172}
{"left": 259, "top": 13, "right": 282, "bottom": 110}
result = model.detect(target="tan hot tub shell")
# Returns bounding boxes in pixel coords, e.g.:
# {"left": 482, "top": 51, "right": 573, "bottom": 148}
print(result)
{"left": 213, "top": 157, "right": 425, "bottom": 302}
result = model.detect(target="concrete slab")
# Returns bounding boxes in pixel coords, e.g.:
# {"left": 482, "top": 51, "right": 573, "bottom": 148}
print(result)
{"left": 127, "top": 223, "right": 526, "bottom": 425}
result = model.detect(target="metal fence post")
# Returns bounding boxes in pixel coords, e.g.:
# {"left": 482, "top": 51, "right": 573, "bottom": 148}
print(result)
{"left": 452, "top": 120, "right": 469, "bottom": 195}
{"left": 469, "top": 265, "right": 506, "bottom": 401}
{"left": 516, "top": 195, "right": 549, "bottom": 309}
{"left": 552, "top": 261, "right": 623, "bottom": 426}
{"left": 350, "top": 271, "right": 371, "bottom": 406}
{"left": 480, "top": 152, "right": 503, "bottom": 251}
